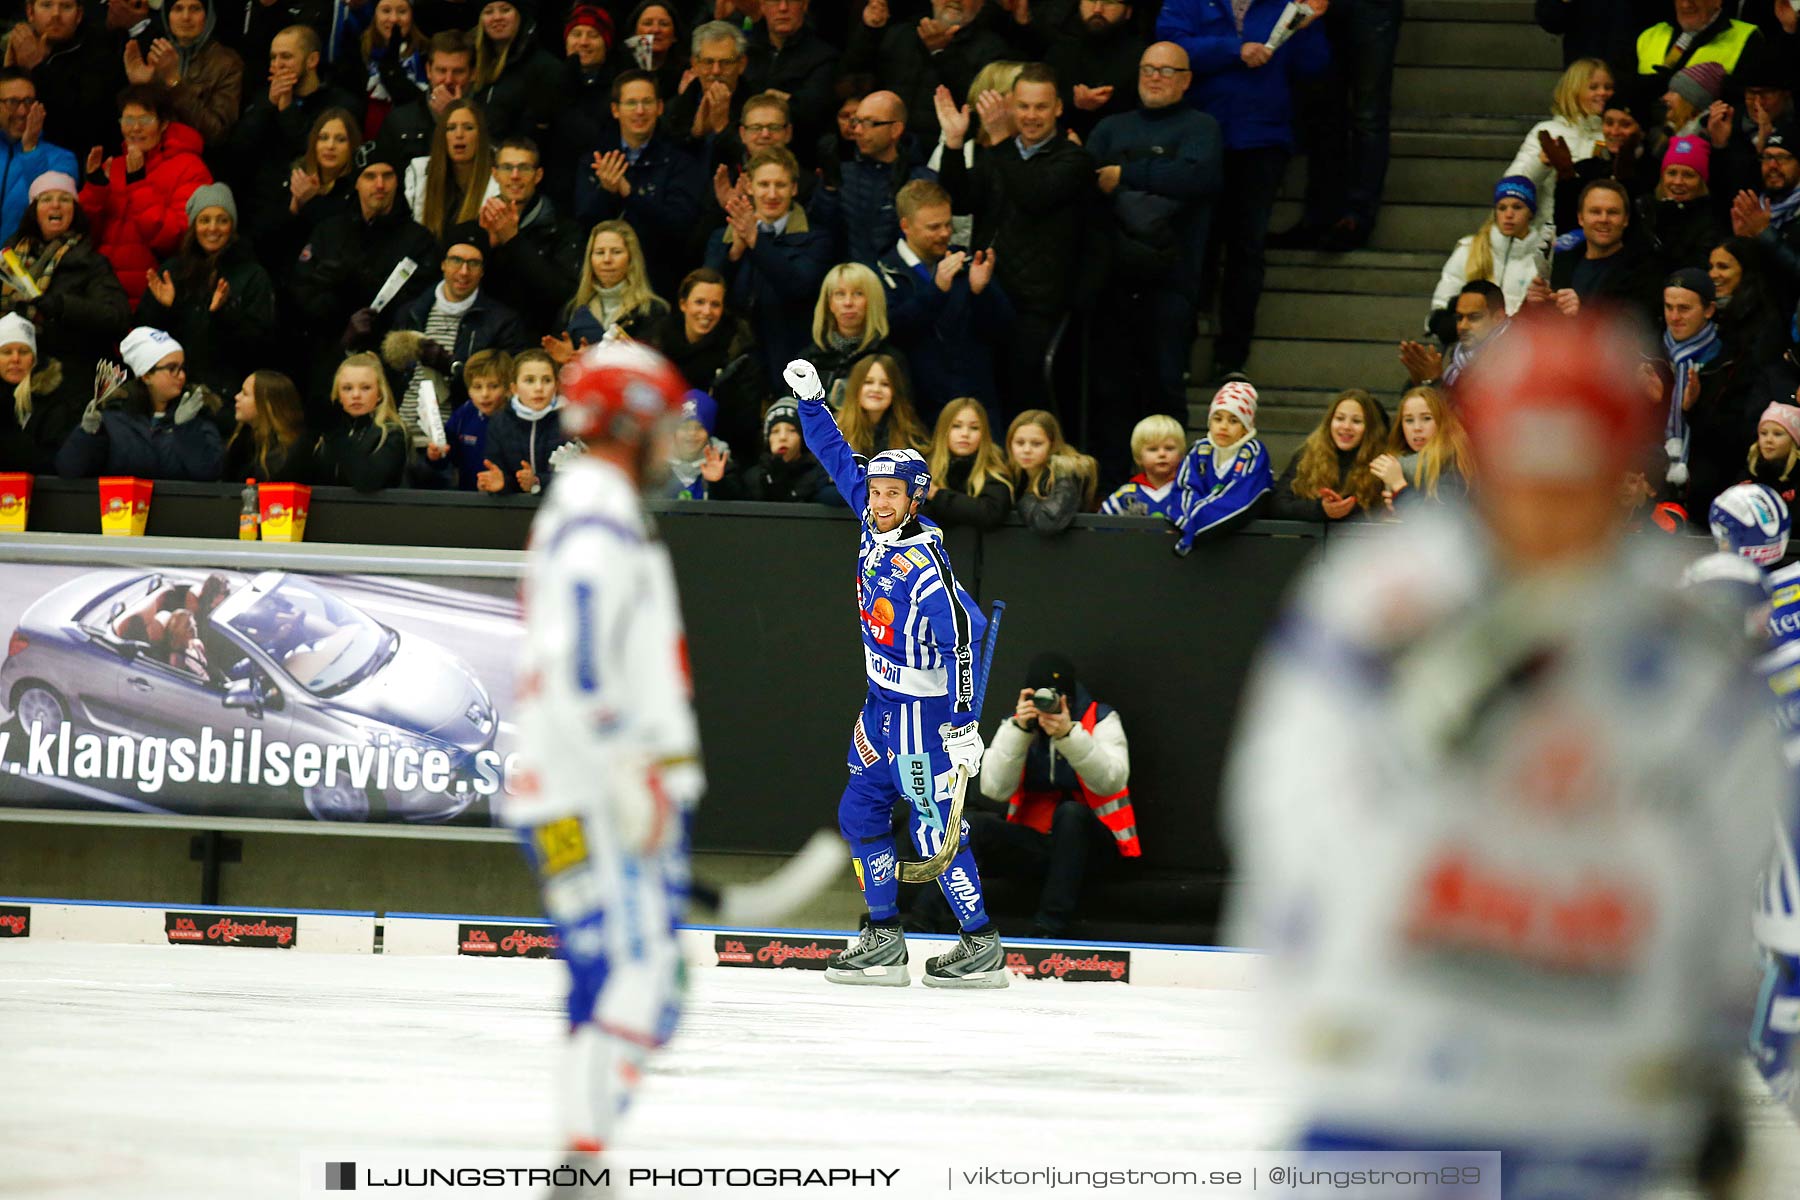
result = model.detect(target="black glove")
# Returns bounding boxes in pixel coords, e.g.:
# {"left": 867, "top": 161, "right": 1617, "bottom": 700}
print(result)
{"left": 416, "top": 338, "right": 452, "bottom": 374}
{"left": 341, "top": 306, "right": 376, "bottom": 349}
{"left": 32, "top": 292, "right": 62, "bottom": 321}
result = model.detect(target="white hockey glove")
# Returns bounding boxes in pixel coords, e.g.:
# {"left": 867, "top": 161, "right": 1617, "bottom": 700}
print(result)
{"left": 547, "top": 439, "right": 587, "bottom": 473}
{"left": 782, "top": 358, "right": 825, "bottom": 403}
{"left": 939, "top": 721, "right": 984, "bottom": 777}
{"left": 172, "top": 390, "right": 206, "bottom": 426}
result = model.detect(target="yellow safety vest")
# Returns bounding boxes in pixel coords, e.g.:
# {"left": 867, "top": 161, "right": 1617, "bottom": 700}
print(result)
{"left": 1635, "top": 20, "right": 1757, "bottom": 76}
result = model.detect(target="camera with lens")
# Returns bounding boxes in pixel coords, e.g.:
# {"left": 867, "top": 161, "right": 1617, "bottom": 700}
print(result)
{"left": 1031, "top": 687, "right": 1062, "bottom": 713}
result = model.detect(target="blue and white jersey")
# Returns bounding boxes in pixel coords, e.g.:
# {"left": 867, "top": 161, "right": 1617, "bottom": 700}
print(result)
{"left": 1173, "top": 436, "right": 1272, "bottom": 553}
{"left": 1100, "top": 474, "right": 1182, "bottom": 522}
{"left": 798, "top": 398, "right": 985, "bottom": 715}
{"left": 1770, "top": 562, "right": 1800, "bottom": 646}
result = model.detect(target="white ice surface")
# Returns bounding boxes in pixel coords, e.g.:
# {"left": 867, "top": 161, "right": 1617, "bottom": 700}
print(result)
{"left": 1, "top": 942, "right": 1796, "bottom": 1199}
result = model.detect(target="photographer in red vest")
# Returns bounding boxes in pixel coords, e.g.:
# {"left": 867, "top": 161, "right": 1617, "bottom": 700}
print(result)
{"left": 908, "top": 652, "right": 1138, "bottom": 939}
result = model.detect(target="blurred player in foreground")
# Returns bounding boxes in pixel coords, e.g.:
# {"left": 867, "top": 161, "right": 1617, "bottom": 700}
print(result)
{"left": 1226, "top": 312, "right": 1792, "bottom": 1199}
{"left": 506, "top": 342, "right": 701, "bottom": 1190}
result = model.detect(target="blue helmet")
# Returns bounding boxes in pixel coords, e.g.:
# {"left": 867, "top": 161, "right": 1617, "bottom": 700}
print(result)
{"left": 1710, "top": 482, "right": 1790, "bottom": 566}
{"left": 867, "top": 449, "right": 931, "bottom": 499}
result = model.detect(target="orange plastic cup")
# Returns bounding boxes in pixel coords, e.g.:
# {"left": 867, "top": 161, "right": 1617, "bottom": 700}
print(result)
{"left": 0, "top": 472, "right": 30, "bottom": 532}
{"left": 258, "top": 482, "right": 311, "bottom": 542}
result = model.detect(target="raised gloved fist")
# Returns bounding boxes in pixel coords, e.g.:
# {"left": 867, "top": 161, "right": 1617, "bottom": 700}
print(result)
{"left": 782, "top": 358, "right": 825, "bottom": 402}
{"left": 79, "top": 397, "right": 102, "bottom": 434}
{"left": 939, "top": 721, "right": 984, "bottom": 777}
{"left": 173, "top": 390, "right": 205, "bottom": 426}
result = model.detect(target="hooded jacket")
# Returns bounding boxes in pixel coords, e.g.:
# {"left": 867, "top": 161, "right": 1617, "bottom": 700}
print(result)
{"left": 1429, "top": 223, "right": 1549, "bottom": 323}
{"left": 161, "top": 0, "right": 246, "bottom": 149}
{"left": 0, "top": 358, "right": 81, "bottom": 474}
{"left": 78, "top": 121, "right": 213, "bottom": 306}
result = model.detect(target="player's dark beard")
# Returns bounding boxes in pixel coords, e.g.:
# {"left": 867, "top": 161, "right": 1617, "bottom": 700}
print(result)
{"left": 1084, "top": 14, "right": 1111, "bottom": 33}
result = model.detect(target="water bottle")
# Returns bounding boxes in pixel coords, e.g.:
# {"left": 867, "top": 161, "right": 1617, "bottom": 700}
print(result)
{"left": 239, "top": 478, "right": 259, "bottom": 540}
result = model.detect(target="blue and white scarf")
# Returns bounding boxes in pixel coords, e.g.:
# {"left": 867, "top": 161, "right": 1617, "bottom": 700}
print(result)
{"left": 1442, "top": 320, "right": 1508, "bottom": 388}
{"left": 1771, "top": 187, "right": 1800, "bottom": 231}
{"left": 1663, "top": 321, "right": 1722, "bottom": 485}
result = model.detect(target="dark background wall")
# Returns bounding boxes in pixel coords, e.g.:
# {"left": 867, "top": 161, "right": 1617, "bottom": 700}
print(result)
{"left": 3, "top": 482, "right": 1325, "bottom": 940}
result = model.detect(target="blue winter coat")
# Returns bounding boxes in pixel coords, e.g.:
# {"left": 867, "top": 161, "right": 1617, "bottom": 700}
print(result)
{"left": 1156, "top": 0, "right": 1330, "bottom": 151}
{"left": 0, "top": 135, "right": 78, "bottom": 242}
{"left": 56, "top": 399, "right": 224, "bottom": 482}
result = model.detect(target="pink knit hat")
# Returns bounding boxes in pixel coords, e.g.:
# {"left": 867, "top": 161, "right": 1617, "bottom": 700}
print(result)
{"left": 1760, "top": 402, "right": 1800, "bottom": 447}
{"left": 1662, "top": 135, "right": 1711, "bottom": 182}
{"left": 28, "top": 171, "right": 76, "bottom": 202}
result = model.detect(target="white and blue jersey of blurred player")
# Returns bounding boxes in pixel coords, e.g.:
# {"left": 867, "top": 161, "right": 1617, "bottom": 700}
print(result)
{"left": 1691, "top": 482, "right": 1800, "bottom": 1124}
{"left": 791, "top": 376, "right": 994, "bottom": 933}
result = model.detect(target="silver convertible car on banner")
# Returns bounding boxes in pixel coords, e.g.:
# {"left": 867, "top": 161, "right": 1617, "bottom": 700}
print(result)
{"left": 0, "top": 569, "right": 498, "bottom": 821}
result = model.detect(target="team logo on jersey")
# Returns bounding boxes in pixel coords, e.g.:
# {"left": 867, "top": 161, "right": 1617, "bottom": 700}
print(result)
{"left": 861, "top": 608, "right": 895, "bottom": 646}
{"left": 870, "top": 598, "right": 894, "bottom": 626}
{"left": 905, "top": 548, "right": 931, "bottom": 569}
{"left": 852, "top": 715, "right": 880, "bottom": 767}
{"left": 877, "top": 575, "right": 896, "bottom": 595}
{"left": 889, "top": 553, "right": 913, "bottom": 577}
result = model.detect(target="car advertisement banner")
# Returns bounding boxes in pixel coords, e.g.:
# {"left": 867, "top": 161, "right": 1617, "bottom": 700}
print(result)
{"left": 0, "top": 556, "right": 521, "bottom": 826}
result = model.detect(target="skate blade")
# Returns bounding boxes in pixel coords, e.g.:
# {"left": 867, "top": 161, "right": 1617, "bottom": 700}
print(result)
{"left": 824, "top": 964, "right": 911, "bottom": 987}
{"left": 921, "top": 968, "right": 1010, "bottom": 989}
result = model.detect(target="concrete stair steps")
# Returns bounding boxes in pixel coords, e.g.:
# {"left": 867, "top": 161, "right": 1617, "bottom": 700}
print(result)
{"left": 1391, "top": 129, "right": 1532, "bottom": 159}
{"left": 1281, "top": 154, "right": 1510, "bottom": 208}
{"left": 1408, "top": 0, "right": 1537, "bottom": 20}
{"left": 1190, "top": 337, "right": 1404, "bottom": 393}
{"left": 1392, "top": 113, "right": 1538, "bottom": 135}
{"left": 1264, "top": 261, "right": 1444, "bottom": 296}
{"left": 1255, "top": 291, "right": 1426, "bottom": 343}
{"left": 1271, "top": 200, "right": 1488, "bottom": 254}
{"left": 1397, "top": 19, "right": 1563, "bottom": 69}
{"left": 1392, "top": 65, "right": 1563, "bottom": 118}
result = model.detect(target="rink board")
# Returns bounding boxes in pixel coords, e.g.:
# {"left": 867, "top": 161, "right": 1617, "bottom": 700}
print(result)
{"left": 0, "top": 896, "right": 1259, "bottom": 988}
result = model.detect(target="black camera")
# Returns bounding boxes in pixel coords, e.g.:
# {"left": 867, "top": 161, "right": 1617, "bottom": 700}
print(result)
{"left": 1031, "top": 687, "right": 1062, "bottom": 713}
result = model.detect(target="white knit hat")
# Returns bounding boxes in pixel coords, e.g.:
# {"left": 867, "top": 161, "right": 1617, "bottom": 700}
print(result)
{"left": 1209, "top": 379, "right": 1258, "bottom": 438}
{"left": 0, "top": 312, "right": 36, "bottom": 355}
{"left": 119, "top": 326, "right": 182, "bottom": 379}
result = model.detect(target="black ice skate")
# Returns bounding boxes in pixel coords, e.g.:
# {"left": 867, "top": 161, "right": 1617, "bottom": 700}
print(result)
{"left": 824, "top": 919, "right": 910, "bottom": 986}
{"left": 923, "top": 928, "right": 1010, "bottom": 989}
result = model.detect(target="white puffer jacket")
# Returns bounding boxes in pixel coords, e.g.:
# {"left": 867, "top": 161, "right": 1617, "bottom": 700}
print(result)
{"left": 1426, "top": 223, "right": 1549, "bottom": 328}
{"left": 1504, "top": 112, "right": 1604, "bottom": 248}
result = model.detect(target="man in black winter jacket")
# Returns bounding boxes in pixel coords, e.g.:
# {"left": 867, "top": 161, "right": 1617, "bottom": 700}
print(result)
{"left": 741, "top": 0, "right": 840, "bottom": 152}
{"left": 7, "top": 0, "right": 127, "bottom": 159}
{"left": 1045, "top": 0, "right": 1146, "bottom": 142}
{"left": 288, "top": 144, "right": 437, "bottom": 413}
{"left": 843, "top": 0, "right": 1012, "bottom": 148}
{"left": 375, "top": 31, "right": 474, "bottom": 167}
{"left": 938, "top": 62, "right": 1097, "bottom": 417}
{"left": 1086, "top": 41, "right": 1223, "bottom": 476}
{"left": 478, "top": 138, "right": 583, "bottom": 334}
{"left": 1530, "top": 178, "right": 1662, "bottom": 330}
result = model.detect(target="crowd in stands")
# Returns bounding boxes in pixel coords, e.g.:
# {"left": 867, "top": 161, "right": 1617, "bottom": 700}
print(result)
{"left": 1, "top": 0, "right": 1797, "bottom": 542}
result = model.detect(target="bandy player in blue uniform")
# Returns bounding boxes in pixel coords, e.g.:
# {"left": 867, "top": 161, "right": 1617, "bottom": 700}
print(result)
{"left": 782, "top": 358, "right": 1007, "bottom": 989}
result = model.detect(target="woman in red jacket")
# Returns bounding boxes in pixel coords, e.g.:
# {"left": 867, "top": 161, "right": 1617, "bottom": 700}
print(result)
{"left": 78, "top": 84, "right": 212, "bottom": 309}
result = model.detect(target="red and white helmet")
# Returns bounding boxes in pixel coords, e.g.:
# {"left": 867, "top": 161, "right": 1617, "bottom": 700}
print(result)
{"left": 557, "top": 341, "right": 690, "bottom": 443}
{"left": 1459, "top": 309, "right": 1655, "bottom": 482}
